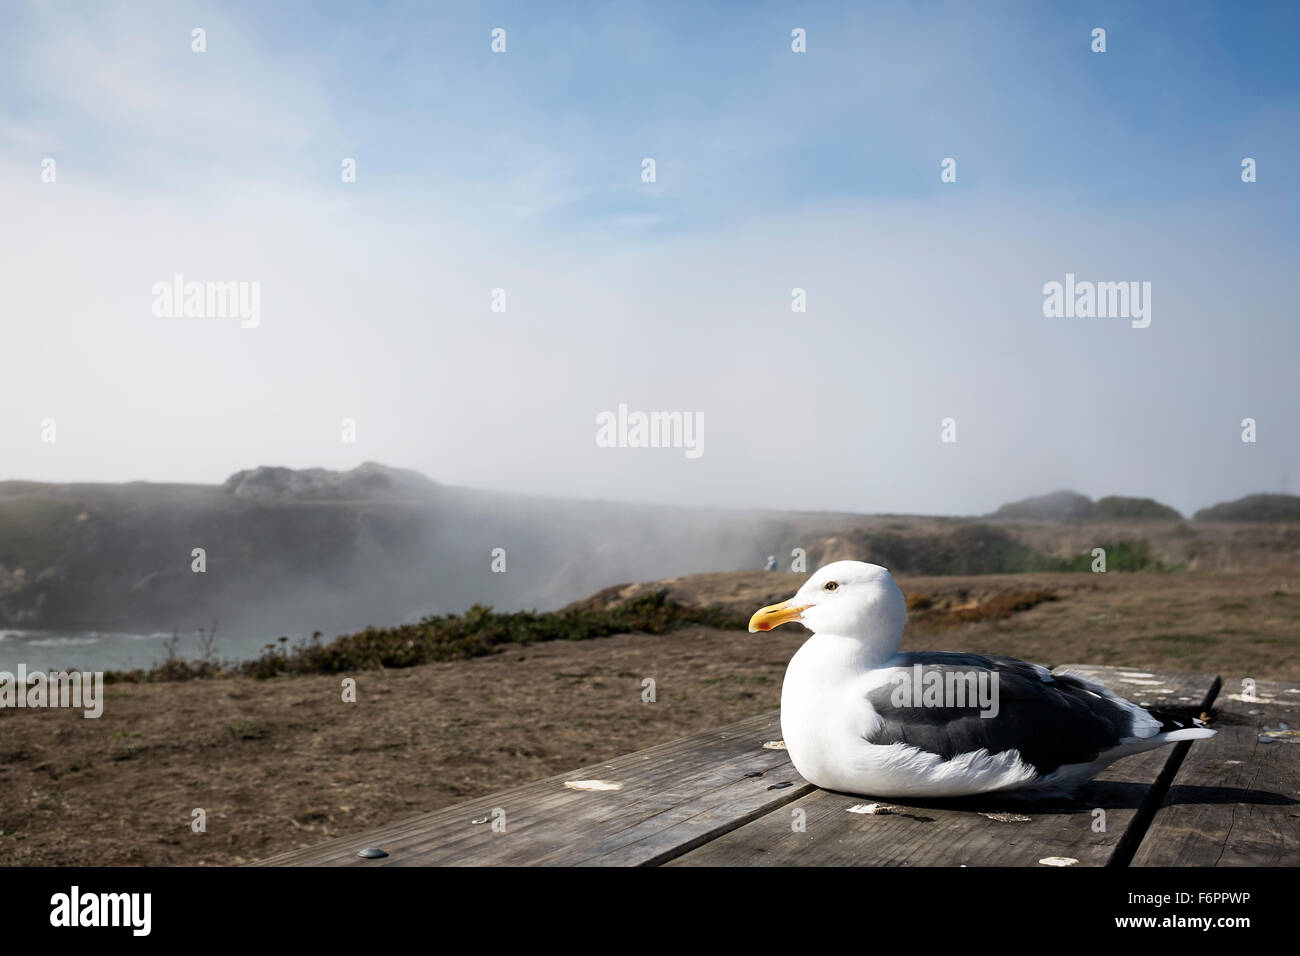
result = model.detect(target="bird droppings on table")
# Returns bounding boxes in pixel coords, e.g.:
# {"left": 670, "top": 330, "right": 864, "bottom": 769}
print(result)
{"left": 1259, "top": 722, "right": 1300, "bottom": 744}
{"left": 1229, "top": 693, "right": 1278, "bottom": 705}
{"left": 766, "top": 781, "right": 793, "bottom": 791}
{"left": 982, "top": 812, "right": 1033, "bottom": 823}
{"left": 762, "top": 740, "right": 786, "bottom": 750}
{"left": 1039, "top": 857, "right": 1079, "bottom": 867}
{"left": 564, "top": 779, "right": 623, "bottom": 791}
{"left": 847, "top": 803, "right": 896, "bottom": 815}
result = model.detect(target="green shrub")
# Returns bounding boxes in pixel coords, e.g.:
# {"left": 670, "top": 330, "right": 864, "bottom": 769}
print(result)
{"left": 816, "top": 524, "right": 1069, "bottom": 575}
{"left": 1093, "top": 496, "right": 1182, "bottom": 520}
{"left": 1194, "top": 494, "right": 1300, "bottom": 521}
{"left": 1059, "top": 540, "right": 1183, "bottom": 572}
{"left": 108, "top": 590, "right": 747, "bottom": 682}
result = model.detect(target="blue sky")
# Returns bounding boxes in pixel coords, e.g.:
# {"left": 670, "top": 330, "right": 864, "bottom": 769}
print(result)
{"left": 2, "top": 1, "right": 1297, "bottom": 516}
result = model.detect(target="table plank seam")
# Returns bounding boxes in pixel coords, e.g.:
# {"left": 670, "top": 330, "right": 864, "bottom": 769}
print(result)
{"left": 640, "top": 783, "right": 817, "bottom": 867}
{"left": 1110, "top": 674, "right": 1222, "bottom": 867}
{"left": 1214, "top": 734, "right": 1260, "bottom": 867}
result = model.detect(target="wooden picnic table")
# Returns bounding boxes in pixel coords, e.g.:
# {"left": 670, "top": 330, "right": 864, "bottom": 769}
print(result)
{"left": 253, "top": 665, "right": 1299, "bottom": 867}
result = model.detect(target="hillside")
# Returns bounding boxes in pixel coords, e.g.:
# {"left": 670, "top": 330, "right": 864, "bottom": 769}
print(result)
{"left": 991, "top": 489, "right": 1097, "bottom": 519}
{"left": 0, "top": 464, "right": 802, "bottom": 634}
{"left": 1195, "top": 493, "right": 1300, "bottom": 521}
{"left": 991, "top": 490, "right": 1182, "bottom": 521}
{"left": 1, "top": 466, "right": 1298, "bottom": 641}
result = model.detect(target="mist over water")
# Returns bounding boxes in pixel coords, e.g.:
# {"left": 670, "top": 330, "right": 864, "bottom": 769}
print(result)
{"left": 0, "top": 466, "right": 818, "bottom": 670}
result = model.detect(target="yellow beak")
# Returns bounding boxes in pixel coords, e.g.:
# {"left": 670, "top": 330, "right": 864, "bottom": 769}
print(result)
{"left": 748, "top": 599, "right": 811, "bottom": 633}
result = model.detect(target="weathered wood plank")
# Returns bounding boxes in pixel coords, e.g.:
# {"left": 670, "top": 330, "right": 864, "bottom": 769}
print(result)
{"left": 667, "top": 666, "right": 1220, "bottom": 867}
{"left": 1132, "top": 677, "right": 1300, "bottom": 866}
{"left": 253, "top": 711, "right": 812, "bottom": 866}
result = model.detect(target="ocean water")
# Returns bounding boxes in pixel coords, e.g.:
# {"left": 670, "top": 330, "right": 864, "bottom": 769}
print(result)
{"left": 0, "top": 628, "right": 298, "bottom": 674}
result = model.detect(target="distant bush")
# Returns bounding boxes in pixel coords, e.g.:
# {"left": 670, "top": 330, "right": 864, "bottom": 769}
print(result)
{"left": 991, "top": 491, "right": 1183, "bottom": 521}
{"left": 991, "top": 490, "right": 1095, "bottom": 520}
{"left": 812, "top": 525, "right": 1187, "bottom": 576}
{"left": 1093, "top": 496, "right": 1182, "bottom": 520}
{"left": 106, "top": 590, "right": 748, "bottom": 682}
{"left": 1059, "top": 540, "right": 1184, "bottom": 572}
{"left": 1194, "top": 494, "right": 1300, "bottom": 521}
{"left": 814, "top": 524, "right": 1067, "bottom": 575}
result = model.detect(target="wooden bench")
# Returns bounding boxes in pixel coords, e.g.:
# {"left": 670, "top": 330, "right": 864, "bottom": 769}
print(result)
{"left": 1132, "top": 677, "right": 1300, "bottom": 866}
{"left": 253, "top": 665, "right": 1300, "bottom": 867}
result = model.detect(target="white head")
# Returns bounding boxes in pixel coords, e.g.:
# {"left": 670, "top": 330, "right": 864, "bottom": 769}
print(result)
{"left": 749, "top": 560, "right": 906, "bottom": 659}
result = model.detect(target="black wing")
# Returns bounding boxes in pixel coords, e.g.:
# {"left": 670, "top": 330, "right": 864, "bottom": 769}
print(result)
{"left": 864, "top": 652, "right": 1139, "bottom": 776}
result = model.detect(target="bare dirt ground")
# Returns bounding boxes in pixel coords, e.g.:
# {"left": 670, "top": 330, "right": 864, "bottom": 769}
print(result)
{"left": 1, "top": 567, "right": 1296, "bottom": 866}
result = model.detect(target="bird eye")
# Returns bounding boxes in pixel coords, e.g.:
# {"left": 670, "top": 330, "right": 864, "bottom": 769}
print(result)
{"left": 823, "top": 581, "right": 838, "bottom": 591}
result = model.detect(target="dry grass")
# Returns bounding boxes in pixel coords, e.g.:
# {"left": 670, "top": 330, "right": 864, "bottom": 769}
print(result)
{"left": 0, "top": 566, "right": 1296, "bottom": 866}
{"left": 905, "top": 588, "right": 1059, "bottom": 625}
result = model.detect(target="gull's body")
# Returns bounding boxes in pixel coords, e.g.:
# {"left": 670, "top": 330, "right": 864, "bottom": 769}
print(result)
{"left": 750, "top": 561, "right": 1214, "bottom": 799}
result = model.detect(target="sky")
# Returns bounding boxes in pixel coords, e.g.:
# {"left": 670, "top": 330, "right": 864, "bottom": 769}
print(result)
{"left": 2, "top": 0, "right": 1297, "bottom": 518}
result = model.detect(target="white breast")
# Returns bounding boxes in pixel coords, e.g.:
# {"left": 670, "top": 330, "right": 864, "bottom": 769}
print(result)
{"left": 779, "top": 637, "right": 879, "bottom": 788}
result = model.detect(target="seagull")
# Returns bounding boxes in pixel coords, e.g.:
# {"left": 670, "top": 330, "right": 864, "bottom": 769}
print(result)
{"left": 749, "top": 560, "right": 1214, "bottom": 799}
